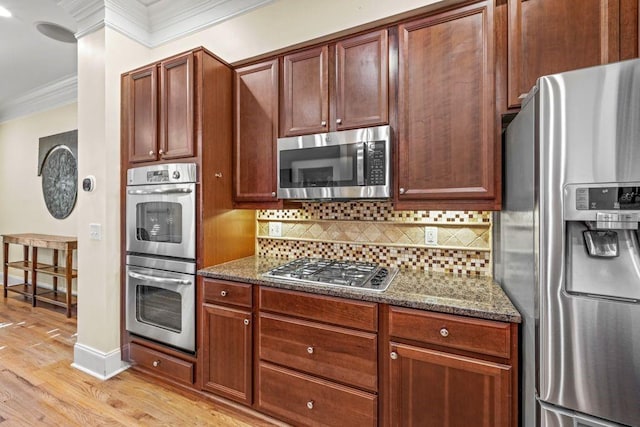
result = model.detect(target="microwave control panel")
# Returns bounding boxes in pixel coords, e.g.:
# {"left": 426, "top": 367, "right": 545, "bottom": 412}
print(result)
{"left": 367, "top": 141, "right": 386, "bottom": 185}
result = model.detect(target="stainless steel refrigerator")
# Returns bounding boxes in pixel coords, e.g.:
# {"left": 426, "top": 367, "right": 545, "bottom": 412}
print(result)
{"left": 494, "top": 59, "right": 640, "bottom": 427}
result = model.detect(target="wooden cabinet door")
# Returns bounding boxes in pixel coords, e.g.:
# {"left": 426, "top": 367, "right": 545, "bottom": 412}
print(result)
{"left": 127, "top": 65, "right": 158, "bottom": 163}
{"left": 507, "top": 0, "right": 636, "bottom": 108}
{"left": 234, "top": 60, "right": 280, "bottom": 204}
{"left": 281, "top": 46, "right": 329, "bottom": 136}
{"left": 389, "top": 342, "right": 512, "bottom": 427}
{"left": 397, "top": 1, "right": 497, "bottom": 209}
{"left": 335, "top": 29, "right": 388, "bottom": 130}
{"left": 159, "top": 53, "right": 195, "bottom": 159}
{"left": 202, "top": 304, "right": 252, "bottom": 405}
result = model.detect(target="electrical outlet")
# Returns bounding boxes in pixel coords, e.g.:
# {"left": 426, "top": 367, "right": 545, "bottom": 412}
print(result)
{"left": 269, "top": 221, "right": 282, "bottom": 237}
{"left": 89, "top": 223, "right": 102, "bottom": 241}
{"left": 425, "top": 226, "right": 438, "bottom": 245}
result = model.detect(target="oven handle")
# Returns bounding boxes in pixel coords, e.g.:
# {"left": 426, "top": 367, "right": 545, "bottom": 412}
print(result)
{"left": 127, "top": 188, "right": 193, "bottom": 195}
{"left": 128, "top": 271, "right": 192, "bottom": 286}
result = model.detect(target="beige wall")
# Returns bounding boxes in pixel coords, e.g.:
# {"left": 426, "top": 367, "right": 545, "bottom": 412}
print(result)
{"left": 76, "top": 0, "right": 445, "bottom": 362}
{"left": 0, "top": 103, "right": 78, "bottom": 285}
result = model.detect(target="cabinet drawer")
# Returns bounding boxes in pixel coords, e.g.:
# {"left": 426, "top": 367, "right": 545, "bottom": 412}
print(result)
{"left": 203, "top": 279, "right": 252, "bottom": 308}
{"left": 258, "top": 362, "right": 377, "bottom": 427}
{"left": 129, "top": 343, "right": 194, "bottom": 385}
{"left": 259, "top": 287, "right": 377, "bottom": 332}
{"left": 389, "top": 307, "right": 511, "bottom": 359}
{"left": 260, "top": 313, "right": 377, "bottom": 391}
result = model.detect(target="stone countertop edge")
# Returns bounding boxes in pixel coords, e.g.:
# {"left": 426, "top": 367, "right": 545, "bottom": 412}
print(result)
{"left": 198, "top": 255, "right": 522, "bottom": 324}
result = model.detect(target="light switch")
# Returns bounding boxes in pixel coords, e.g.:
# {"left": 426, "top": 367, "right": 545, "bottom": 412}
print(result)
{"left": 89, "top": 223, "right": 102, "bottom": 241}
{"left": 425, "top": 226, "right": 438, "bottom": 245}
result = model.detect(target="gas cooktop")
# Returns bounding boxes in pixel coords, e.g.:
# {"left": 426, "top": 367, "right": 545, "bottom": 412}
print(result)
{"left": 262, "top": 258, "right": 398, "bottom": 292}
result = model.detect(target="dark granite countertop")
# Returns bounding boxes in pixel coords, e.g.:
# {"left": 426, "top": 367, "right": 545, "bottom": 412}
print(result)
{"left": 198, "top": 256, "right": 521, "bottom": 323}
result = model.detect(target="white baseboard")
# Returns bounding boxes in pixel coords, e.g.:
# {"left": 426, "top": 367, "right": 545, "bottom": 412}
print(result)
{"left": 72, "top": 342, "right": 130, "bottom": 380}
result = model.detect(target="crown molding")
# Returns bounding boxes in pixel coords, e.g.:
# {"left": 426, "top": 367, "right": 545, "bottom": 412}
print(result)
{"left": 0, "top": 75, "right": 77, "bottom": 124}
{"left": 59, "top": 0, "right": 273, "bottom": 48}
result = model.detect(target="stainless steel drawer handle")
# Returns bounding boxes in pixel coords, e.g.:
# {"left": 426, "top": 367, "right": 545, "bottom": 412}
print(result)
{"left": 220, "top": 290, "right": 227, "bottom": 297}
{"left": 244, "top": 319, "right": 249, "bottom": 326}
{"left": 440, "top": 328, "right": 449, "bottom": 337}
{"left": 390, "top": 351, "right": 398, "bottom": 360}
{"left": 127, "top": 188, "right": 193, "bottom": 195}
{"left": 307, "top": 400, "right": 314, "bottom": 410}
{"left": 152, "top": 360, "right": 161, "bottom": 367}
{"left": 307, "top": 346, "right": 314, "bottom": 354}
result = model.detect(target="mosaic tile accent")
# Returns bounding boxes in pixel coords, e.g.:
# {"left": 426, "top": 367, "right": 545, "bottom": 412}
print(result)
{"left": 257, "top": 239, "right": 491, "bottom": 276}
{"left": 256, "top": 201, "right": 493, "bottom": 276}
{"left": 256, "top": 221, "right": 491, "bottom": 250}
{"left": 258, "top": 201, "right": 490, "bottom": 223}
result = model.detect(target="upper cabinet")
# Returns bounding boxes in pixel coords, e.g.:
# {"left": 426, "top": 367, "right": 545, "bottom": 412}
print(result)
{"left": 507, "top": 0, "right": 639, "bottom": 108}
{"left": 233, "top": 59, "right": 281, "bottom": 207}
{"left": 280, "top": 29, "right": 389, "bottom": 137}
{"left": 396, "top": 1, "right": 500, "bottom": 210}
{"left": 123, "top": 52, "right": 196, "bottom": 165}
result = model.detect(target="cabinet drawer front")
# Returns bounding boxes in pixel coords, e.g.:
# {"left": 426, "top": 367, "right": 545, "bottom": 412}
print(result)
{"left": 203, "top": 279, "right": 252, "bottom": 308}
{"left": 129, "top": 343, "right": 194, "bottom": 385}
{"left": 389, "top": 307, "right": 511, "bottom": 358}
{"left": 260, "top": 313, "right": 377, "bottom": 391}
{"left": 259, "top": 287, "right": 377, "bottom": 332}
{"left": 258, "top": 362, "right": 377, "bottom": 427}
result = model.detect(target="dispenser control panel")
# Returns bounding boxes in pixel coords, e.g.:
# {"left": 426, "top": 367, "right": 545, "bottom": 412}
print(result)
{"left": 576, "top": 186, "right": 640, "bottom": 210}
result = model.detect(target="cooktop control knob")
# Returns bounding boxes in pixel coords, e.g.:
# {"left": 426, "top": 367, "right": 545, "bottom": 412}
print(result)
{"left": 172, "top": 171, "right": 181, "bottom": 180}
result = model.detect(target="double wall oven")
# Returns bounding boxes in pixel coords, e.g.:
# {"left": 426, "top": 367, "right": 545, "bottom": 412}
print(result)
{"left": 125, "top": 163, "right": 197, "bottom": 352}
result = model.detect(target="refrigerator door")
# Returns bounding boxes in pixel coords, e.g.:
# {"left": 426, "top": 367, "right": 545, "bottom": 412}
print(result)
{"left": 537, "top": 59, "right": 640, "bottom": 427}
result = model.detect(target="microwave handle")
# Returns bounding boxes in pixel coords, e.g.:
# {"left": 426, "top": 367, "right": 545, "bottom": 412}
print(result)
{"left": 356, "top": 142, "right": 365, "bottom": 186}
{"left": 128, "top": 270, "right": 192, "bottom": 286}
{"left": 127, "top": 188, "right": 193, "bottom": 195}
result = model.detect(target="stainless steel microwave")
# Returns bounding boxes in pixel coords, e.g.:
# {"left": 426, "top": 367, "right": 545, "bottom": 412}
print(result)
{"left": 277, "top": 125, "right": 391, "bottom": 200}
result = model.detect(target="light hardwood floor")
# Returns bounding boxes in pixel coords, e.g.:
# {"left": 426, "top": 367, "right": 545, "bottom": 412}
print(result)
{"left": 0, "top": 295, "right": 278, "bottom": 426}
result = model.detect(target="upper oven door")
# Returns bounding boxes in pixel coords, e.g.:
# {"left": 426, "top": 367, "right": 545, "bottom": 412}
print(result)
{"left": 126, "top": 182, "right": 196, "bottom": 259}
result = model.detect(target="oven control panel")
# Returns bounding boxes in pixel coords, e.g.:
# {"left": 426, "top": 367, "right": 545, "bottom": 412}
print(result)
{"left": 127, "top": 163, "right": 197, "bottom": 185}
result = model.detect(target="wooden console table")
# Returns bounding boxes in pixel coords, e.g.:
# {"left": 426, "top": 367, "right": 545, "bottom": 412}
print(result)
{"left": 2, "top": 233, "right": 77, "bottom": 317}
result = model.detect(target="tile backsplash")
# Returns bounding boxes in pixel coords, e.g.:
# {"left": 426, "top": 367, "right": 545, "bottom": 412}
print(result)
{"left": 256, "top": 202, "right": 493, "bottom": 276}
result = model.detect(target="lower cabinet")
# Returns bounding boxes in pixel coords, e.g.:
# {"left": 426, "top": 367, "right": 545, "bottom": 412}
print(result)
{"left": 386, "top": 306, "right": 518, "bottom": 427}
{"left": 201, "top": 278, "right": 253, "bottom": 405}
{"left": 129, "top": 342, "right": 195, "bottom": 386}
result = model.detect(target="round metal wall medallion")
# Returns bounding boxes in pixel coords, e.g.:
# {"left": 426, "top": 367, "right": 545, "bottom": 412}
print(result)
{"left": 41, "top": 145, "right": 78, "bottom": 219}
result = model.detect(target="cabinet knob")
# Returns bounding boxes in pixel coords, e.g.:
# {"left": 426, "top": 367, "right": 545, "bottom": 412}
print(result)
{"left": 399, "top": 188, "right": 405, "bottom": 194}
{"left": 271, "top": 192, "right": 276, "bottom": 197}
{"left": 307, "top": 400, "right": 314, "bottom": 410}
{"left": 336, "top": 118, "right": 342, "bottom": 125}
{"left": 390, "top": 351, "right": 398, "bottom": 360}
{"left": 152, "top": 360, "right": 161, "bottom": 367}
{"left": 220, "top": 290, "right": 227, "bottom": 297}
{"left": 440, "top": 328, "right": 449, "bottom": 337}
{"left": 244, "top": 319, "right": 250, "bottom": 326}
{"left": 148, "top": 151, "right": 154, "bottom": 156}
{"left": 158, "top": 149, "right": 164, "bottom": 155}
{"left": 307, "top": 346, "right": 314, "bottom": 354}
{"left": 214, "top": 172, "right": 223, "bottom": 178}
{"left": 321, "top": 120, "right": 327, "bottom": 126}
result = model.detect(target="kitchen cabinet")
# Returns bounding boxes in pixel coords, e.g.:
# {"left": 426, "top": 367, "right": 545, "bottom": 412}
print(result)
{"left": 201, "top": 279, "right": 253, "bottom": 405}
{"left": 123, "top": 52, "right": 195, "bottom": 164}
{"left": 233, "top": 59, "right": 281, "bottom": 207}
{"left": 257, "top": 287, "right": 378, "bottom": 426}
{"left": 507, "top": 0, "right": 639, "bottom": 108}
{"left": 281, "top": 29, "right": 388, "bottom": 136}
{"left": 385, "top": 306, "right": 518, "bottom": 427}
{"left": 396, "top": 1, "right": 500, "bottom": 210}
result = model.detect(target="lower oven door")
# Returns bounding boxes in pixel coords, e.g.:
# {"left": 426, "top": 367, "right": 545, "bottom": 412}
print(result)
{"left": 125, "top": 262, "right": 195, "bottom": 352}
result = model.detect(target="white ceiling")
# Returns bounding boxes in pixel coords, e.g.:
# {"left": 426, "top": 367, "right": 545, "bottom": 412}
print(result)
{"left": 0, "top": 0, "right": 77, "bottom": 109}
{"left": 0, "top": 0, "right": 273, "bottom": 122}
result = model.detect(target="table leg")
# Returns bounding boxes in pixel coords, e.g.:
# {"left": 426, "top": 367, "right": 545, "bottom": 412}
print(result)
{"left": 32, "top": 247, "right": 38, "bottom": 307}
{"left": 23, "top": 245, "right": 29, "bottom": 293}
{"left": 52, "top": 249, "right": 59, "bottom": 294}
{"left": 65, "top": 247, "right": 72, "bottom": 318}
{"left": 3, "top": 242, "right": 8, "bottom": 298}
